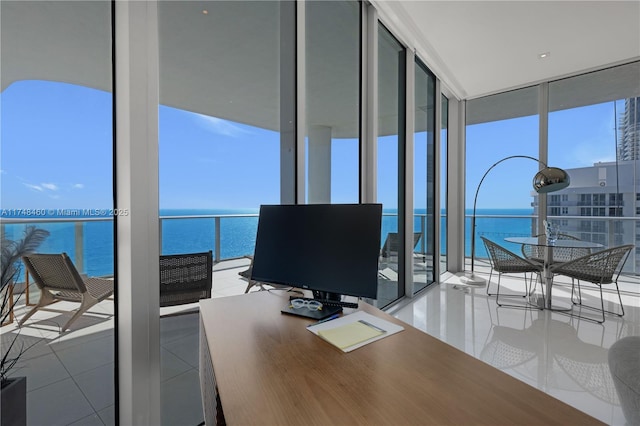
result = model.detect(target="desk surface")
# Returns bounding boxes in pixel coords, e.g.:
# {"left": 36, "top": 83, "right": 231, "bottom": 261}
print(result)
{"left": 505, "top": 236, "right": 603, "bottom": 249}
{"left": 199, "top": 291, "right": 602, "bottom": 425}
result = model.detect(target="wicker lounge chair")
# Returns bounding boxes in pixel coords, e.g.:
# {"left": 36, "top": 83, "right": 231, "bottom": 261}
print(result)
{"left": 550, "top": 244, "right": 633, "bottom": 323}
{"left": 160, "top": 251, "right": 212, "bottom": 307}
{"left": 19, "top": 253, "right": 114, "bottom": 332}
{"left": 380, "top": 232, "right": 422, "bottom": 258}
{"left": 239, "top": 255, "right": 291, "bottom": 293}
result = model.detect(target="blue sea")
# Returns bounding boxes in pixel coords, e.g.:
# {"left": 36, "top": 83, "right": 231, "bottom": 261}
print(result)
{"left": 2, "top": 208, "right": 534, "bottom": 279}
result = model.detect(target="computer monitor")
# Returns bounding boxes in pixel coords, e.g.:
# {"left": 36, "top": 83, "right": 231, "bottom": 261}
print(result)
{"left": 251, "top": 203, "right": 382, "bottom": 300}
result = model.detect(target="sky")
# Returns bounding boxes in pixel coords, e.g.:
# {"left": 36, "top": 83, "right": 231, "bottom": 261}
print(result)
{"left": 466, "top": 100, "right": 621, "bottom": 210}
{"left": 0, "top": 80, "right": 624, "bottom": 213}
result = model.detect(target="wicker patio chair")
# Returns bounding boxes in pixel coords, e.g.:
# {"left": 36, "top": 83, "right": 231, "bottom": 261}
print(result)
{"left": 19, "top": 253, "right": 114, "bottom": 332}
{"left": 481, "top": 237, "right": 544, "bottom": 309}
{"left": 549, "top": 245, "right": 633, "bottom": 323}
{"left": 160, "top": 251, "right": 213, "bottom": 307}
{"left": 521, "top": 233, "right": 592, "bottom": 298}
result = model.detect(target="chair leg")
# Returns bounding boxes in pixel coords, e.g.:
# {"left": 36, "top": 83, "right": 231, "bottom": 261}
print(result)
{"left": 527, "top": 272, "right": 536, "bottom": 296}
{"left": 17, "top": 289, "right": 56, "bottom": 327}
{"left": 571, "top": 279, "right": 582, "bottom": 305}
{"left": 486, "top": 269, "right": 495, "bottom": 296}
{"left": 60, "top": 295, "right": 99, "bottom": 332}
{"left": 598, "top": 284, "right": 605, "bottom": 324}
{"left": 614, "top": 281, "right": 625, "bottom": 317}
{"left": 597, "top": 282, "right": 625, "bottom": 318}
{"left": 496, "top": 272, "right": 542, "bottom": 310}
{"left": 537, "top": 274, "right": 545, "bottom": 309}
{"left": 568, "top": 281, "right": 623, "bottom": 324}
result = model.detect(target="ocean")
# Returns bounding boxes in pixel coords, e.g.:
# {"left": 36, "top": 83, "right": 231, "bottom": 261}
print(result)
{"left": 2, "top": 208, "right": 534, "bottom": 279}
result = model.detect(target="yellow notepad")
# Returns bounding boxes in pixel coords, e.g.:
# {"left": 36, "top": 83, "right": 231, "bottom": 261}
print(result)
{"left": 317, "top": 321, "right": 384, "bottom": 350}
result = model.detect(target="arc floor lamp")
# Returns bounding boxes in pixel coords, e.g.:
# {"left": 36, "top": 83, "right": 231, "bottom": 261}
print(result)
{"left": 459, "top": 155, "right": 570, "bottom": 286}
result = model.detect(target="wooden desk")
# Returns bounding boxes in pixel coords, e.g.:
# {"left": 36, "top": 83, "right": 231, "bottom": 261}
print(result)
{"left": 199, "top": 291, "right": 602, "bottom": 425}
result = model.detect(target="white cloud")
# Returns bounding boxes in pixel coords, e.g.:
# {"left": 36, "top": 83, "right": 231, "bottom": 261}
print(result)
{"left": 23, "top": 182, "right": 60, "bottom": 193}
{"left": 41, "top": 183, "right": 58, "bottom": 191}
{"left": 24, "top": 183, "right": 44, "bottom": 192}
{"left": 197, "top": 115, "right": 252, "bottom": 138}
{"left": 72, "top": 183, "right": 84, "bottom": 189}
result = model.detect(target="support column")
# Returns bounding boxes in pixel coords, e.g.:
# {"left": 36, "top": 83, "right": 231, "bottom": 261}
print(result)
{"left": 308, "top": 125, "right": 332, "bottom": 204}
{"left": 115, "top": 1, "right": 160, "bottom": 424}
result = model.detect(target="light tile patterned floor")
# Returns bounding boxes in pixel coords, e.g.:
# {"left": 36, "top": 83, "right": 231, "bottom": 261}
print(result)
{"left": 3, "top": 257, "right": 638, "bottom": 425}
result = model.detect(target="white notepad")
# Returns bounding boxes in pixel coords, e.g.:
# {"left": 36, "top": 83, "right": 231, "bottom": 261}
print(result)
{"left": 307, "top": 311, "right": 404, "bottom": 352}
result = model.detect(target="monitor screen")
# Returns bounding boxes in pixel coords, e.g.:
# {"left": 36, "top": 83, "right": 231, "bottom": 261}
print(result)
{"left": 251, "top": 203, "right": 382, "bottom": 299}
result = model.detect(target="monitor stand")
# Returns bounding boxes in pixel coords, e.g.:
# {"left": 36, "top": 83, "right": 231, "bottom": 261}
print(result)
{"left": 281, "top": 300, "right": 342, "bottom": 320}
{"left": 312, "top": 291, "right": 359, "bottom": 309}
{"left": 313, "top": 290, "right": 341, "bottom": 302}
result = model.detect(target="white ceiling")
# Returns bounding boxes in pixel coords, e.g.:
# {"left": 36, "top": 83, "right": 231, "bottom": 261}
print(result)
{"left": 2, "top": 1, "right": 639, "bottom": 136}
{"left": 375, "top": 0, "right": 640, "bottom": 100}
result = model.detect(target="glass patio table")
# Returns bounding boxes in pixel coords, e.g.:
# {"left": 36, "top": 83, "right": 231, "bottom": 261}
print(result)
{"left": 504, "top": 237, "right": 603, "bottom": 310}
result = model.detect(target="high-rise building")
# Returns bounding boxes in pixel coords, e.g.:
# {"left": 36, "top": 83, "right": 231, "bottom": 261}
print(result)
{"left": 618, "top": 97, "right": 640, "bottom": 160}
{"left": 538, "top": 159, "right": 638, "bottom": 273}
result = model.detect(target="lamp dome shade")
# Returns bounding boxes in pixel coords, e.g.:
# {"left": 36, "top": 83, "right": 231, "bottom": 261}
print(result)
{"left": 533, "top": 167, "right": 570, "bottom": 193}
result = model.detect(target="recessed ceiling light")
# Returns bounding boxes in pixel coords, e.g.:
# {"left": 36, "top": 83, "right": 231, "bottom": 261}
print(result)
{"left": 538, "top": 52, "right": 550, "bottom": 59}
{"left": 202, "top": 9, "right": 208, "bottom": 15}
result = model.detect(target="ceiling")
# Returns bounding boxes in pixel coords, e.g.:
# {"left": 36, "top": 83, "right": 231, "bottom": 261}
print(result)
{"left": 1, "top": 1, "right": 639, "bottom": 136}
{"left": 375, "top": 0, "right": 640, "bottom": 100}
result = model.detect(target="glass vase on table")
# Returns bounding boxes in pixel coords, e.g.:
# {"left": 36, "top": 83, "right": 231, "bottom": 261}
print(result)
{"left": 544, "top": 220, "right": 559, "bottom": 244}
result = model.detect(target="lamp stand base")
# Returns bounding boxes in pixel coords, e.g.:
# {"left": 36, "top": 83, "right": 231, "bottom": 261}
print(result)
{"left": 455, "top": 271, "right": 487, "bottom": 287}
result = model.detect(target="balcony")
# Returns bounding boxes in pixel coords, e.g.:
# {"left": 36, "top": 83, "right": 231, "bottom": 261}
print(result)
{"left": 1, "top": 213, "right": 639, "bottom": 425}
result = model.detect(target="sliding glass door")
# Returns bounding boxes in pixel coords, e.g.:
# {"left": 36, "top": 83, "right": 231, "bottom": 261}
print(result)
{"left": 413, "top": 58, "right": 436, "bottom": 294}
{"left": 376, "top": 24, "right": 406, "bottom": 307}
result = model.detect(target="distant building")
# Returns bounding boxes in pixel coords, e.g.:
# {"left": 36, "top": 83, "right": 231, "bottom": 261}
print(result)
{"left": 533, "top": 98, "right": 639, "bottom": 274}
{"left": 535, "top": 160, "right": 638, "bottom": 274}
{"left": 618, "top": 97, "right": 639, "bottom": 161}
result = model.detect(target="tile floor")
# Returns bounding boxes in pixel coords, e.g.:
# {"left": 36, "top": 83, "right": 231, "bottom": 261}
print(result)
{"left": 2, "top": 257, "right": 639, "bottom": 425}
{"left": 393, "top": 271, "right": 640, "bottom": 426}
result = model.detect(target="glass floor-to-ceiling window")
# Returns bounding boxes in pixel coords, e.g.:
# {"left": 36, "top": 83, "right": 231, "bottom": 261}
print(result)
{"left": 548, "top": 61, "right": 640, "bottom": 279}
{"left": 465, "top": 86, "right": 539, "bottom": 264}
{"left": 413, "top": 58, "right": 436, "bottom": 293}
{"left": 157, "top": 2, "right": 292, "bottom": 424}
{"left": 0, "top": 1, "right": 115, "bottom": 424}
{"left": 377, "top": 24, "right": 406, "bottom": 307}
{"left": 305, "top": 0, "right": 360, "bottom": 204}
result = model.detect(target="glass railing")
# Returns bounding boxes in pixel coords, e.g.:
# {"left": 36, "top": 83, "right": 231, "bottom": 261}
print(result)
{"left": 2, "top": 212, "right": 637, "bottom": 282}
{"left": 465, "top": 213, "right": 639, "bottom": 276}
{"left": 1, "top": 213, "right": 261, "bottom": 280}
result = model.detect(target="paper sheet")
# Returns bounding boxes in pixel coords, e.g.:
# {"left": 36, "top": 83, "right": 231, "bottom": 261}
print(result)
{"left": 317, "top": 321, "right": 384, "bottom": 349}
{"left": 308, "top": 310, "right": 404, "bottom": 352}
